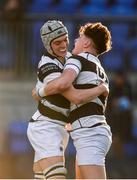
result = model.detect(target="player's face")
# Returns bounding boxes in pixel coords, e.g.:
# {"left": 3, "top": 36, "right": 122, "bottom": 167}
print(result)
{"left": 51, "top": 34, "right": 69, "bottom": 58}
{"left": 72, "top": 34, "right": 85, "bottom": 55}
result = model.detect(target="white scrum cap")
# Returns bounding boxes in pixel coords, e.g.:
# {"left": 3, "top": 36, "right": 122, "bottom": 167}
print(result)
{"left": 40, "top": 20, "right": 68, "bottom": 55}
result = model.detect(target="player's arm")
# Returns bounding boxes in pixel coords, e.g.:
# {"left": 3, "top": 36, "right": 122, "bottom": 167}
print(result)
{"left": 33, "top": 61, "right": 64, "bottom": 101}
{"left": 37, "top": 56, "right": 81, "bottom": 96}
{"left": 33, "top": 79, "right": 108, "bottom": 104}
{"left": 34, "top": 57, "right": 109, "bottom": 104}
{"left": 34, "top": 68, "right": 109, "bottom": 104}
{"left": 61, "top": 83, "right": 109, "bottom": 104}
{"left": 41, "top": 68, "right": 77, "bottom": 96}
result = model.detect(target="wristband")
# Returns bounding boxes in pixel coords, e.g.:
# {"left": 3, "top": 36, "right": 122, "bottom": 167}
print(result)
{"left": 38, "top": 87, "right": 45, "bottom": 97}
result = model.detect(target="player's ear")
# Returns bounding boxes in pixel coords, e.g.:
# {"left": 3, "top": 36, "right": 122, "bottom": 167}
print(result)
{"left": 84, "top": 38, "right": 91, "bottom": 48}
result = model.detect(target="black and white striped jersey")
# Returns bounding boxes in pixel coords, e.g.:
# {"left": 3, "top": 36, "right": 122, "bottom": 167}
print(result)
{"left": 32, "top": 52, "right": 71, "bottom": 124}
{"left": 64, "top": 52, "right": 109, "bottom": 124}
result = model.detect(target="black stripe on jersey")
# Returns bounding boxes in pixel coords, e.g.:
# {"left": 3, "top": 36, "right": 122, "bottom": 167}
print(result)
{"left": 74, "top": 84, "right": 106, "bottom": 106}
{"left": 45, "top": 94, "right": 70, "bottom": 109}
{"left": 38, "top": 63, "right": 62, "bottom": 82}
{"left": 68, "top": 55, "right": 97, "bottom": 73}
{"left": 38, "top": 102, "right": 68, "bottom": 123}
{"left": 98, "top": 95, "right": 106, "bottom": 105}
{"left": 74, "top": 84, "right": 97, "bottom": 89}
{"left": 68, "top": 102, "right": 104, "bottom": 123}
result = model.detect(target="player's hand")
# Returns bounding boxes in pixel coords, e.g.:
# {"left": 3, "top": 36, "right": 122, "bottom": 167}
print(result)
{"left": 32, "top": 88, "right": 42, "bottom": 101}
{"left": 99, "top": 82, "right": 109, "bottom": 97}
{"left": 65, "top": 123, "right": 72, "bottom": 132}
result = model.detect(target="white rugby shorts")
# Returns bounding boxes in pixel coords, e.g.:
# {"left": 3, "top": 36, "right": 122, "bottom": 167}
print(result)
{"left": 27, "top": 119, "right": 69, "bottom": 162}
{"left": 70, "top": 120, "right": 112, "bottom": 166}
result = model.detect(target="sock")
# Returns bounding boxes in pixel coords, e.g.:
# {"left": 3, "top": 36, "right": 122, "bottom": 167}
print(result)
{"left": 34, "top": 171, "right": 45, "bottom": 179}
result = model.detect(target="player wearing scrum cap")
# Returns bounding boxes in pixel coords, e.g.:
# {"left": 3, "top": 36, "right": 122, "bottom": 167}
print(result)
{"left": 27, "top": 20, "right": 109, "bottom": 179}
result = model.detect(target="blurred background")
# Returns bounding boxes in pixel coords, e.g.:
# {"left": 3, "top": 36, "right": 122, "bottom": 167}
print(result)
{"left": 0, "top": 0, "right": 137, "bottom": 179}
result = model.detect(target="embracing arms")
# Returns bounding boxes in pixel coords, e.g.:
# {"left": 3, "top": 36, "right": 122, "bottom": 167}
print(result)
{"left": 32, "top": 69, "right": 109, "bottom": 104}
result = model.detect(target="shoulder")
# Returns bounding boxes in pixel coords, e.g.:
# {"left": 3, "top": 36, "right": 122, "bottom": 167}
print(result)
{"left": 38, "top": 55, "right": 58, "bottom": 68}
{"left": 69, "top": 53, "right": 87, "bottom": 60}
{"left": 37, "top": 55, "right": 62, "bottom": 77}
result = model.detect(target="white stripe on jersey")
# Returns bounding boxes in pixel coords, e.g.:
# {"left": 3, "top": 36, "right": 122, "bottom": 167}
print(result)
{"left": 76, "top": 71, "right": 100, "bottom": 85}
{"left": 64, "top": 58, "right": 82, "bottom": 75}
{"left": 39, "top": 55, "right": 64, "bottom": 69}
{"left": 36, "top": 72, "right": 62, "bottom": 90}
{"left": 43, "top": 72, "right": 61, "bottom": 85}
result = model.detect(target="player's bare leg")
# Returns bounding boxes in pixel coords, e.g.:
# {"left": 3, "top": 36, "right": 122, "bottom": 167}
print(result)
{"left": 75, "top": 161, "right": 82, "bottom": 179}
{"left": 33, "top": 161, "right": 45, "bottom": 179}
{"left": 38, "top": 156, "right": 67, "bottom": 179}
{"left": 78, "top": 165, "right": 106, "bottom": 179}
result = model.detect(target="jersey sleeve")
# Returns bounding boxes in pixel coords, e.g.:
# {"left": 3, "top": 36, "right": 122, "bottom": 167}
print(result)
{"left": 64, "top": 55, "right": 82, "bottom": 76}
{"left": 37, "top": 63, "right": 62, "bottom": 84}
